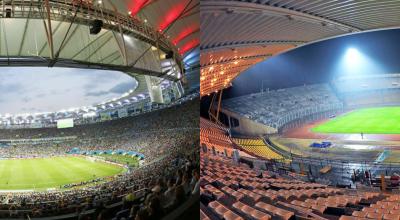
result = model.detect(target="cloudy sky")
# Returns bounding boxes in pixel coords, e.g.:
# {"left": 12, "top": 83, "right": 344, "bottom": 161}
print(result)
{"left": 0, "top": 67, "right": 138, "bottom": 115}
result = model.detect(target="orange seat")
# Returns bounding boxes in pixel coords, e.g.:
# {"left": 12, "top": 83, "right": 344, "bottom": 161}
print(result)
{"left": 208, "top": 201, "right": 220, "bottom": 209}
{"left": 311, "top": 204, "right": 327, "bottom": 213}
{"left": 352, "top": 211, "right": 367, "bottom": 218}
{"left": 384, "top": 213, "right": 400, "bottom": 220}
{"left": 370, "top": 204, "right": 381, "bottom": 209}
{"left": 222, "top": 186, "right": 244, "bottom": 200}
{"left": 362, "top": 207, "right": 375, "bottom": 213}
{"left": 224, "top": 211, "right": 243, "bottom": 220}
{"left": 238, "top": 188, "right": 262, "bottom": 202}
{"left": 200, "top": 209, "right": 211, "bottom": 220}
{"left": 205, "top": 185, "right": 225, "bottom": 199}
{"left": 376, "top": 208, "right": 391, "bottom": 214}
{"left": 339, "top": 216, "right": 368, "bottom": 220}
{"left": 255, "top": 202, "right": 294, "bottom": 220}
{"left": 215, "top": 204, "right": 229, "bottom": 215}
{"left": 366, "top": 212, "right": 383, "bottom": 219}
{"left": 241, "top": 205, "right": 271, "bottom": 220}
{"left": 233, "top": 201, "right": 246, "bottom": 210}
{"left": 291, "top": 200, "right": 309, "bottom": 208}
{"left": 209, "top": 201, "right": 243, "bottom": 220}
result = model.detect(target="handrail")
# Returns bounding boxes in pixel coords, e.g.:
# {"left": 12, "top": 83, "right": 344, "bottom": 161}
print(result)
{"left": 262, "top": 136, "right": 293, "bottom": 159}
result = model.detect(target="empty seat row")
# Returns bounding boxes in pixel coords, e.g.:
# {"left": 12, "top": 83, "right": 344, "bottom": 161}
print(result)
{"left": 201, "top": 153, "right": 388, "bottom": 220}
{"left": 208, "top": 201, "right": 243, "bottom": 220}
{"left": 233, "top": 201, "right": 271, "bottom": 220}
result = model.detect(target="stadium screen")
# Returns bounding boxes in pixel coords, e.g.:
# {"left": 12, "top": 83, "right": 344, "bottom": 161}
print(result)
{"left": 57, "top": 118, "right": 74, "bottom": 129}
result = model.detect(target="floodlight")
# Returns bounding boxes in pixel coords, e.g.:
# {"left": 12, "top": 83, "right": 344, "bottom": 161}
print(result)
{"left": 345, "top": 48, "right": 360, "bottom": 61}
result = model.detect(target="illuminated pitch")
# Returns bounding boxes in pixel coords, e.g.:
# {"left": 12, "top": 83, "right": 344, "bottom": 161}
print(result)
{"left": 312, "top": 106, "right": 400, "bottom": 134}
{"left": 0, "top": 156, "right": 125, "bottom": 191}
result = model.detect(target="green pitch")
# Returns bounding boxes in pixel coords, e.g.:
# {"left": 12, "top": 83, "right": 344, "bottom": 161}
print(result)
{"left": 0, "top": 156, "right": 125, "bottom": 190}
{"left": 98, "top": 154, "right": 140, "bottom": 167}
{"left": 312, "top": 107, "right": 400, "bottom": 134}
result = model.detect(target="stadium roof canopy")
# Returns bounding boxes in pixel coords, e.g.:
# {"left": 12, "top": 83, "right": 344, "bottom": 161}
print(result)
{"left": 200, "top": 0, "right": 400, "bottom": 96}
{"left": 0, "top": 0, "right": 200, "bottom": 124}
{"left": 0, "top": 0, "right": 199, "bottom": 88}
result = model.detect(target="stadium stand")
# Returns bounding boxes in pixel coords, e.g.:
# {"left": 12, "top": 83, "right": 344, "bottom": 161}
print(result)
{"left": 200, "top": 118, "right": 256, "bottom": 159}
{"left": 222, "top": 84, "right": 343, "bottom": 129}
{"left": 233, "top": 138, "right": 284, "bottom": 160}
{"left": 200, "top": 151, "right": 399, "bottom": 220}
{"left": 334, "top": 74, "right": 400, "bottom": 107}
{"left": 0, "top": 98, "right": 199, "bottom": 219}
{"left": 334, "top": 74, "right": 400, "bottom": 93}
{"left": 200, "top": 117, "right": 235, "bottom": 157}
{"left": 200, "top": 118, "right": 232, "bottom": 147}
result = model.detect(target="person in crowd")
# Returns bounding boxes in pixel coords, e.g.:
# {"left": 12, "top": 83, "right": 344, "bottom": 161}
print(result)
{"left": 147, "top": 196, "right": 164, "bottom": 220}
{"left": 163, "top": 178, "right": 175, "bottom": 205}
{"left": 135, "top": 209, "right": 149, "bottom": 220}
{"left": 191, "top": 169, "right": 200, "bottom": 195}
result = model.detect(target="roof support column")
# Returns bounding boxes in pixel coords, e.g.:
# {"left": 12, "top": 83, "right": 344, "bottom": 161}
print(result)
{"left": 43, "top": 0, "right": 54, "bottom": 59}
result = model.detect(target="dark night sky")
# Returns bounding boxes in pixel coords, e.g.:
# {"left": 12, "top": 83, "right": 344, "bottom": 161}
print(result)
{"left": 224, "top": 28, "right": 400, "bottom": 99}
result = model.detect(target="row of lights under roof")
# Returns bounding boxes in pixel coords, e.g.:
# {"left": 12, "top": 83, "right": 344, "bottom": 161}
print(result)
{"left": 127, "top": 10, "right": 148, "bottom": 23}
{"left": 95, "top": 1, "right": 177, "bottom": 43}
{"left": 200, "top": 59, "right": 261, "bottom": 96}
{"left": 82, "top": 1, "right": 150, "bottom": 25}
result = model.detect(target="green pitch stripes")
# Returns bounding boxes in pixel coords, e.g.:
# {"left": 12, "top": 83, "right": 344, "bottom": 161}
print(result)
{"left": 0, "top": 156, "right": 125, "bottom": 190}
{"left": 312, "top": 106, "right": 400, "bottom": 134}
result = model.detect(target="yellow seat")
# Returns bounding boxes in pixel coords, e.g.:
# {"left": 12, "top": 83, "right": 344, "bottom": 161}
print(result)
{"left": 233, "top": 138, "right": 284, "bottom": 160}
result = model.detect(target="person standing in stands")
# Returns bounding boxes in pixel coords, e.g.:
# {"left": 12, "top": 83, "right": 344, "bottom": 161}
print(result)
{"left": 191, "top": 169, "right": 200, "bottom": 195}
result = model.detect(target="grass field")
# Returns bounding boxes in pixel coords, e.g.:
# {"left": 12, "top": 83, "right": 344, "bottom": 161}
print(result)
{"left": 98, "top": 154, "right": 140, "bottom": 167}
{"left": 312, "top": 107, "right": 400, "bottom": 134}
{"left": 0, "top": 156, "right": 125, "bottom": 190}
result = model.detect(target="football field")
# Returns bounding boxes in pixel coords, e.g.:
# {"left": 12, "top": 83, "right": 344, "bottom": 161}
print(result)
{"left": 312, "top": 106, "right": 400, "bottom": 134}
{"left": 0, "top": 156, "right": 125, "bottom": 190}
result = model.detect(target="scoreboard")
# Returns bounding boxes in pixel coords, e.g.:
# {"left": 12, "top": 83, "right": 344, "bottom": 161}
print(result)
{"left": 56, "top": 118, "right": 74, "bottom": 129}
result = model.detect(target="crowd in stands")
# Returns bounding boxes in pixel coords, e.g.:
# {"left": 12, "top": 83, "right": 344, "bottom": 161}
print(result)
{"left": 0, "top": 97, "right": 199, "bottom": 219}
{"left": 0, "top": 97, "right": 198, "bottom": 140}
{"left": 0, "top": 129, "right": 197, "bottom": 163}
{"left": 222, "top": 84, "right": 343, "bottom": 129}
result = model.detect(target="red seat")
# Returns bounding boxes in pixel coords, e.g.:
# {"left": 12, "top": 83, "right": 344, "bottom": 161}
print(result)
{"left": 255, "top": 202, "right": 294, "bottom": 220}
